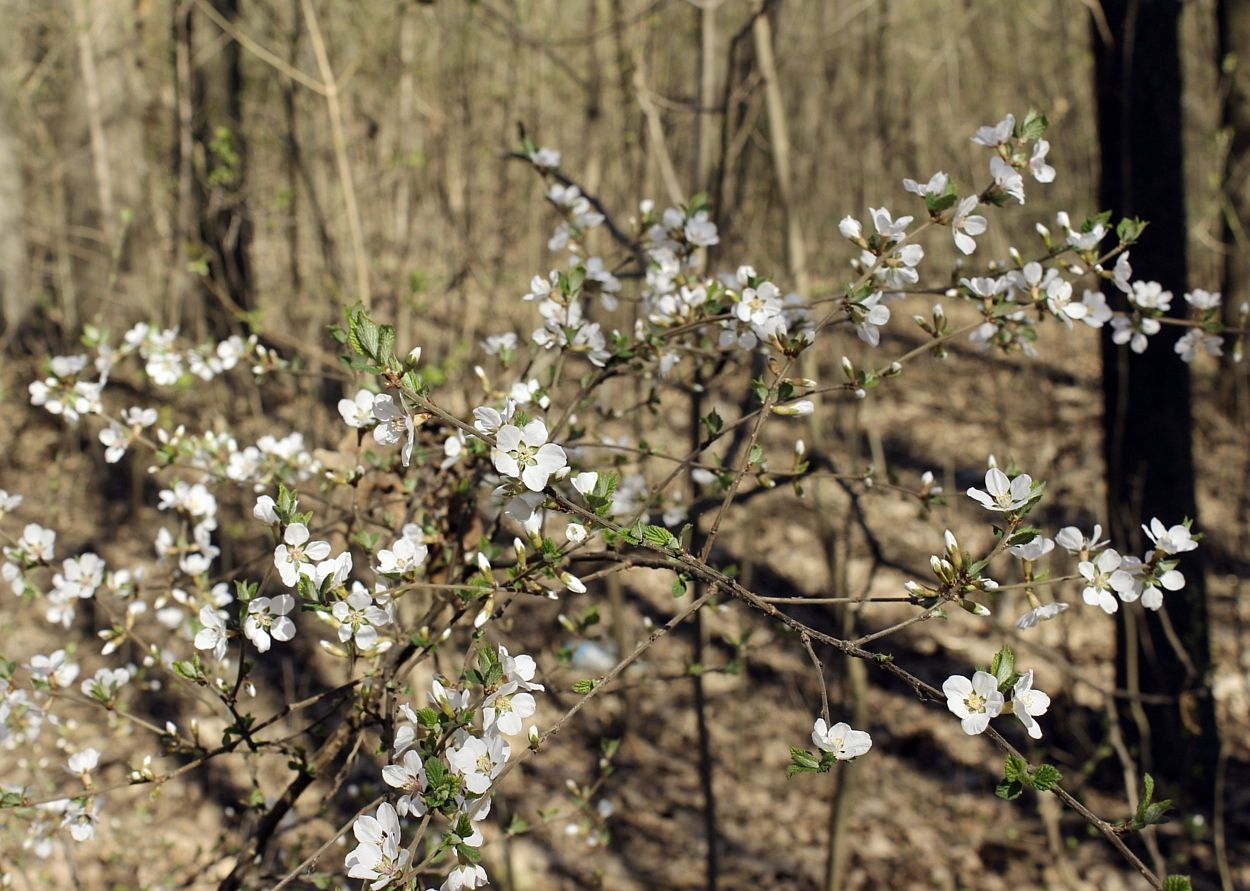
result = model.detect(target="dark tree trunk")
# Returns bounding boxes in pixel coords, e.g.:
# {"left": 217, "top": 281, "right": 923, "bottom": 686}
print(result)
{"left": 1093, "top": 0, "right": 1218, "bottom": 814}
{"left": 192, "top": 0, "right": 254, "bottom": 336}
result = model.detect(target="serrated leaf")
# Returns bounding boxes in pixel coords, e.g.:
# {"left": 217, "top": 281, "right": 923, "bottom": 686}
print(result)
{"left": 643, "top": 525, "right": 679, "bottom": 550}
{"left": 1162, "top": 876, "right": 1191, "bottom": 891}
{"left": 572, "top": 679, "right": 597, "bottom": 694}
{"left": 1031, "top": 763, "right": 1062, "bottom": 791}
{"left": 1003, "top": 753, "right": 1029, "bottom": 783}
{"left": 996, "top": 778, "right": 1024, "bottom": 800}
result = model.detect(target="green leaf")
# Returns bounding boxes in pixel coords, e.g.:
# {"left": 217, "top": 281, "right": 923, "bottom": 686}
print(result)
{"left": 376, "top": 324, "right": 397, "bottom": 367}
{"left": 1162, "top": 876, "right": 1192, "bottom": 891}
{"left": 702, "top": 409, "right": 723, "bottom": 436}
{"left": 1019, "top": 109, "right": 1049, "bottom": 141}
{"left": 995, "top": 778, "right": 1024, "bottom": 801}
{"left": 1116, "top": 217, "right": 1148, "bottom": 245}
{"left": 787, "top": 747, "right": 822, "bottom": 777}
{"left": 990, "top": 644, "right": 1016, "bottom": 688}
{"left": 1003, "top": 753, "right": 1029, "bottom": 783}
{"left": 0, "top": 790, "right": 25, "bottom": 808}
{"left": 572, "top": 679, "right": 597, "bottom": 695}
{"left": 1031, "top": 763, "right": 1062, "bottom": 792}
{"left": 642, "top": 525, "right": 680, "bottom": 550}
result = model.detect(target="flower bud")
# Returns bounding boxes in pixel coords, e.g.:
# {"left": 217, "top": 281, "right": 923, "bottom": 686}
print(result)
{"left": 773, "top": 400, "right": 814, "bottom": 417}
{"left": 959, "top": 598, "right": 991, "bottom": 617}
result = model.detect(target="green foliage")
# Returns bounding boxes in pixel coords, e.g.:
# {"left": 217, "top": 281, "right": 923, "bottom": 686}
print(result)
{"left": 997, "top": 754, "right": 1062, "bottom": 801}
{"left": 1127, "top": 773, "right": 1173, "bottom": 831}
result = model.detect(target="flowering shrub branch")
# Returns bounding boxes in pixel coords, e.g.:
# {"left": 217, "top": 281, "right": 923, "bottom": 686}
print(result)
{"left": 1, "top": 111, "right": 1231, "bottom": 891}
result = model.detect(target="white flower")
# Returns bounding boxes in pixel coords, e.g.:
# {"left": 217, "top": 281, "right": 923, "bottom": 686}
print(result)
{"left": 243, "top": 595, "right": 296, "bottom": 653}
{"left": 1016, "top": 601, "right": 1069, "bottom": 630}
{"left": 838, "top": 215, "right": 862, "bottom": 241}
{"left": 0, "top": 489, "right": 21, "bottom": 514}
{"left": 61, "top": 800, "right": 100, "bottom": 842}
{"left": 811, "top": 718, "right": 872, "bottom": 760}
{"left": 1080, "top": 290, "right": 1113, "bottom": 328}
{"left": 338, "top": 389, "right": 376, "bottom": 428}
{"left": 1142, "top": 518, "right": 1197, "bottom": 555}
{"left": 332, "top": 585, "right": 391, "bottom": 649}
{"left": 853, "top": 292, "right": 891, "bottom": 346}
{"left": 1174, "top": 329, "right": 1223, "bottom": 362}
{"left": 870, "top": 207, "right": 912, "bottom": 239}
{"left": 81, "top": 667, "right": 130, "bottom": 701}
{"left": 1011, "top": 670, "right": 1051, "bottom": 739}
{"left": 377, "top": 537, "right": 428, "bottom": 575}
{"left": 972, "top": 113, "right": 1015, "bottom": 146}
{"left": 442, "top": 864, "right": 489, "bottom": 891}
{"left": 1130, "top": 280, "right": 1172, "bottom": 312}
{"left": 951, "top": 196, "right": 987, "bottom": 255}
{"left": 483, "top": 682, "right": 537, "bottom": 736}
{"left": 492, "top": 420, "right": 567, "bottom": 492}
{"left": 98, "top": 424, "right": 130, "bottom": 463}
{"left": 194, "top": 606, "right": 230, "bottom": 661}
{"left": 1054, "top": 524, "right": 1107, "bottom": 555}
{"left": 346, "top": 802, "right": 408, "bottom": 890}
{"left": 499, "top": 645, "right": 544, "bottom": 692}
{"left": 572, "top": 471, "right": 598, "bottom": 496}
{"left": 1185, "top": 289, "right": 1221, "bottom": 310}
{"left": 684, "top": 211, "right": 719, "bottom": 247}
{"left": 943, "top": 670, "right": 1004, "bottom": 735}
{"left": 382, "top": 749, "right": 428, "bottom": 817}
{"left": 27, "top": 650, "right": 79, "bottom": 687}
{"left": 67, "top": 748, "right": 100, "bottom": 776}
{"left": 371, "top": 394, "right": 416, "bottom": 467}
{"left": 274, "top": 523, "right": 331, "bottom": 587}
{"left": 528, "top": 146, "right": 560, "bottom": 168}
{"left": 1078, "top": 548, "right": 1135, "bottom": 614}
{"left": 903, "top": 171, "right": 948, "bottom": 197}
{"left": 53, "top": 553, "right": 105, "bottom": 600}
{"left": 253, "top": 495, "right": 278, "bottom": 525}
{"left": 990, "top": 156, "right": 1025, "bottom": 203}
{"left": 1045, "top": 279, "right": 1087, "bottom": 324}
{"left": 966, "top": 467, "right": 1033, "bottom": 512}
{"left": 566, "top": 522, "right": 587, "bottom": 544}
{"left": 1008, "top": 534, "right": 1054, "bottom": 561}
{"left": 448, "top": 734, "right": 510, "bottom": 795}
{"left": 1111, "top": 314, "right": 1160, "bottom": 353}
{"left": 1028, "top": 139, "right": 1056, "bottom": 183}
{"left": 18, "top": 523, "right": 56, "bottom": 562}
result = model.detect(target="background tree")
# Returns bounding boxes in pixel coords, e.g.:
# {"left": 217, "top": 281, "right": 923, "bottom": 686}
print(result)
{"left": 1219, "top": 0, "right": 1250, "bottom": 407}
{"left": 1093, "top": 0, "right": 1220, "bottom": 818}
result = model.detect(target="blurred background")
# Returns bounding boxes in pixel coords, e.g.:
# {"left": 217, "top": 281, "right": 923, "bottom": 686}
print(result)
{"left": 1, "top": 1, "right": 1248, "bottom": 889}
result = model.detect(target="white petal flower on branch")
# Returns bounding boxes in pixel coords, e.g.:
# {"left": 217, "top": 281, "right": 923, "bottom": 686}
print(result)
{"left": 943, "top": 670, "right": 1003, "bottom": 735}
{"left": 1010, "top": 670, "right": 1051, "bottom": 739}
{"left": 811, "top": 718, "right": 872, "bottom": 760}
{"left": 492, "top": 420, "right": 567, "bottom": 492}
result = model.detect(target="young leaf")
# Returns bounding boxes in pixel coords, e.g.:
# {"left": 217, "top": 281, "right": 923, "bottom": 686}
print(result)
{"left": 1031, "top": 763, "right": 1062, "bottom": 792}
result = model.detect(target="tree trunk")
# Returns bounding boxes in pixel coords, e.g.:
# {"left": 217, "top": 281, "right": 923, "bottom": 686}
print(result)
{"left": 1092, "top": 0, "right": 1218, "bottom": 815}
{"left": 1218, "top": 0, "right": 1250, "bottom": 406}
{"left": 192, "top": 0, "right": 254, "bottom": 336}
